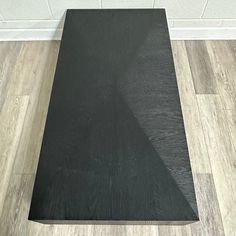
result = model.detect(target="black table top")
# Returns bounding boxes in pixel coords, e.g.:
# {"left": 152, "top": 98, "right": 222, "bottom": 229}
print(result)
{"left": 29, "top": 9, "right": 199, "bottom": 224}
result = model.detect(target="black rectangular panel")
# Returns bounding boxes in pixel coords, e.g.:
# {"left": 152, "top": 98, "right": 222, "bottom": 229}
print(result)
{"left": 29, "top": 9, "right": 199, "bottom": 224}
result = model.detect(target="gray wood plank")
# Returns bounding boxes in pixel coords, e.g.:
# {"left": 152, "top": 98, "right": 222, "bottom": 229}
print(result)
{"left": 191, "top": 174, "right": 225, "bottom": 236}
{"left": 185, "top": 41, "right": 218, "bottom": 94}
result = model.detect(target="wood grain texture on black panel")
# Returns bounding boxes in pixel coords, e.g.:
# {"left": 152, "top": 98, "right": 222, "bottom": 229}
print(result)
{"left": 28, "top": 9, "right": 199, "bottom": 224}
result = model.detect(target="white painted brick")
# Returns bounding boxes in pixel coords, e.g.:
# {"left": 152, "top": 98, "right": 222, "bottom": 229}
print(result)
{"left": 172, "top": 19, "right": 222, "bottom": 28}
{"left": 220, "top": 20, "right": 236, "bottom": 27}
{"left": 0, "top": 0, "right": 51, "bottom": 20}
{"left": 0, "top": 11, "right": 3, "bottom": 20}
{"left": 0, "top": 20, "right": 63, "bottom": 29}
{"left": 102, "top": 0, "right": 153, "bottom": 8}
{"left": 49, "top": 0, "right": 100, "bottom": 19}
{"left": 203, "top": 0, "right": 236, "bottom": 19}
{"left": 168, "top": 20, "right": 174, "bottom": 28}
{"left": 154, "top": 0, "right": 206, "bottom": 18}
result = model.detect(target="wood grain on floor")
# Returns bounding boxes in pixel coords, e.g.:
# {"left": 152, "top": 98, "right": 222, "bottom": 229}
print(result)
{"left": 0, "top": 40, "right": 236, "bottom": 235}
{"left": 185, "top": 41, "right": 218, "bottom": 95}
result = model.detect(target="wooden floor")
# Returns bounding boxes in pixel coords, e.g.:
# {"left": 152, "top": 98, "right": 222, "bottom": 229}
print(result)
{"left": 0, "top": 40, "right": 235, "bottom": 236}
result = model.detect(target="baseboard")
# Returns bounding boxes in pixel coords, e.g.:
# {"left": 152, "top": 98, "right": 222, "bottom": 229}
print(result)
{"left": 1, "top": 27, "right": 236, "bottom": 41}
{"left": 0, "top": 28, "right": 63, "bottom": 41}
{"left": 170, "top": 27, "right": 236, "bottom": 40}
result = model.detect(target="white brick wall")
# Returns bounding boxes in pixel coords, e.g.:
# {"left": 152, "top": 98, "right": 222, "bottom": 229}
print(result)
{"left": 155, "top": 0, "right": 206, "bottom": 18}
{"left": 102, "top": 0, "right": 153, "bottom": 8}
{"left": 203, "top": 0, "right": 236, "bottom": 18}
{"left": 0, "top": 0, "right": 51, "bottom": 20}
{"left": 49, "top": 0, "right": 100, "bottom": 19}
{"left": 0, "top": 0, "right": 236, "bottom": 40}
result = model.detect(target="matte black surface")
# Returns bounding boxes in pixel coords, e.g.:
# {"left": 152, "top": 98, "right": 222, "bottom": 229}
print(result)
{"left": 29, "top": 9, "right": 199, "bottom": 224}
